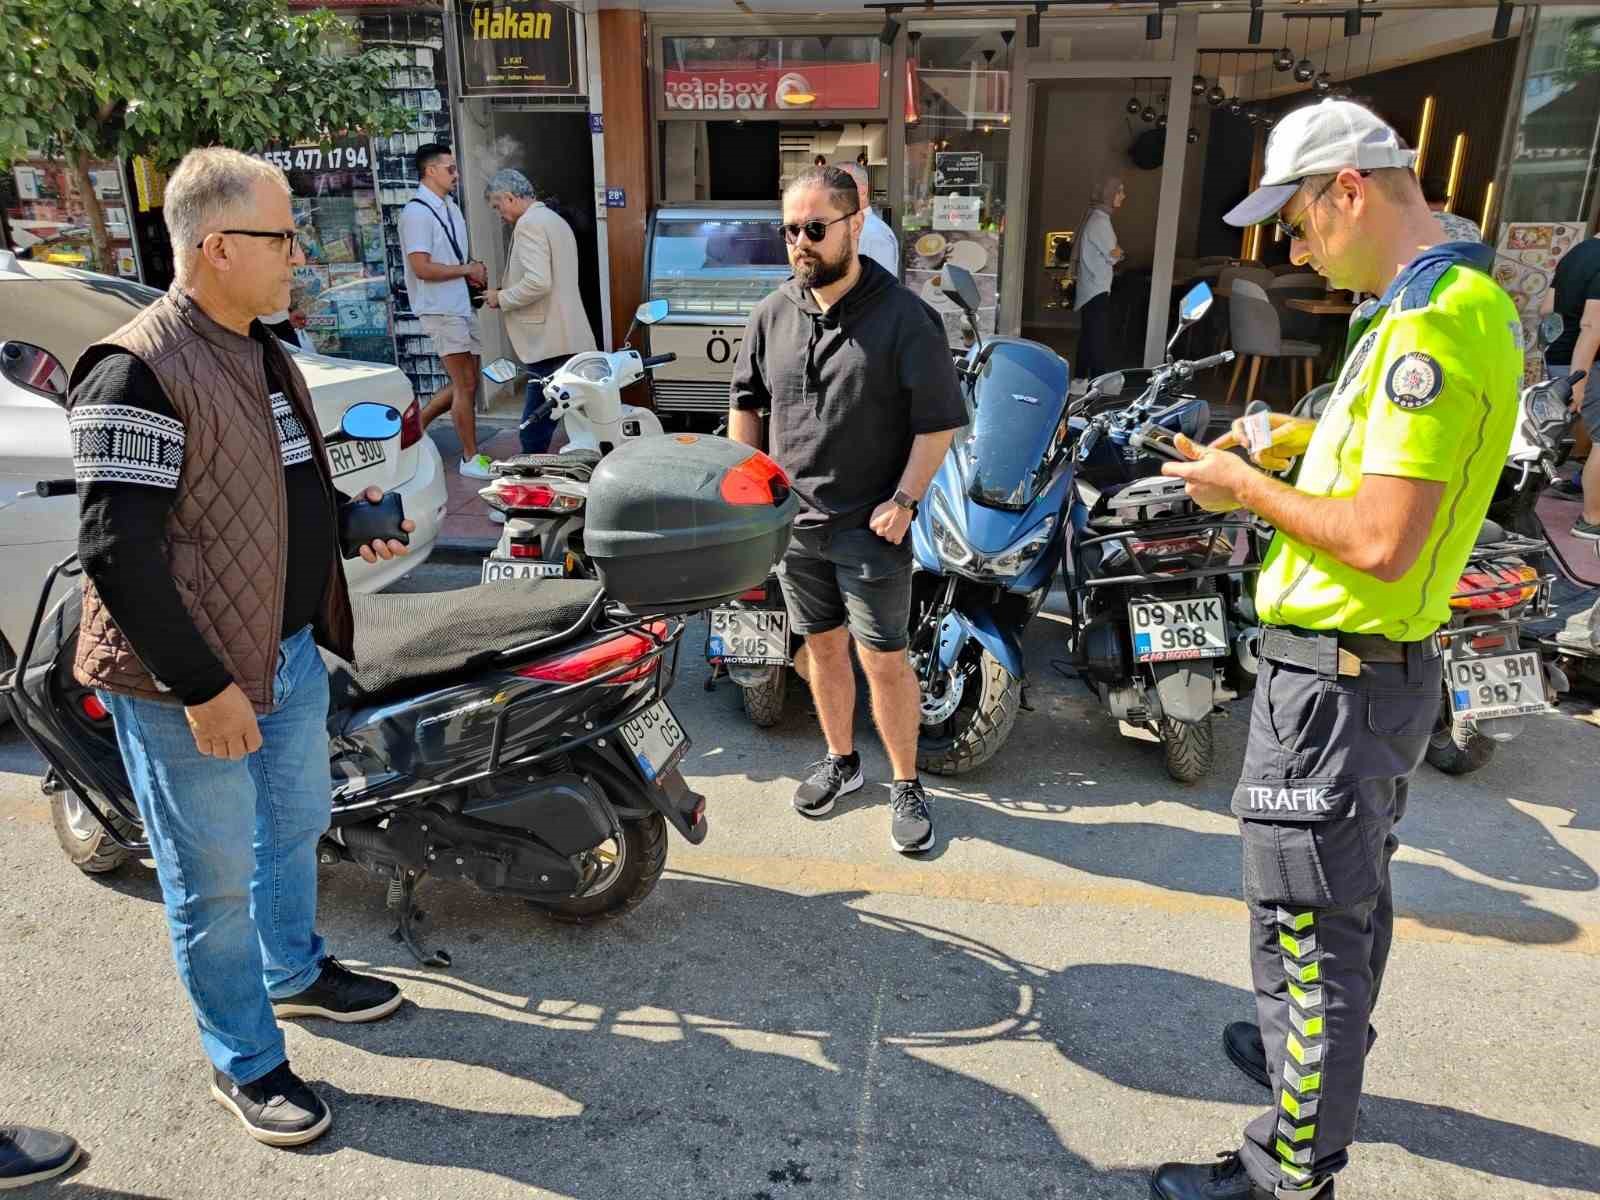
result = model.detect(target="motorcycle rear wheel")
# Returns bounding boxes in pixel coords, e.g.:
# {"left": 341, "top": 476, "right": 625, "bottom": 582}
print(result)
{"left": 539, "top": 812, "right": 668, "bottom": 924}
{"left": 918, "top": 650, "right": 1021, "bottom": 777}
{"left": 1425, "top": 718, "right": 1496, "bottom": 775}
{"left": 739, "top": 668, "right": 788, "bottom": 728}
{"left": 1160, "top": 716, "right": 1214, "bottom": 784}
{"left": 50, "top": 788, "right": 136, "bottom": 874}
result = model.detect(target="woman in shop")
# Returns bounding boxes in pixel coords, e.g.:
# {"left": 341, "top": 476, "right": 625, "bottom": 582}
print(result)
{"left": 1071, "top": 175, "right": 1126, "bottom": 384}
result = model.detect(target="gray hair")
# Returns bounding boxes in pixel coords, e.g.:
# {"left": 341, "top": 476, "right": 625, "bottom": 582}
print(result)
{"left": 783, "top": 165, "right": 859, "bottom": 216}
{"left": 165, "top": 147, "right": 290, "bottom": 279}
{"left": 838, "top": 162, "right": 870, "bottom": 201}
{"left": 484, "top": 168, "right": 535, "bottom": 200}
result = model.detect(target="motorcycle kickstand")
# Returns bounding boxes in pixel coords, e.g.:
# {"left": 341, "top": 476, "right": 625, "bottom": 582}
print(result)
{"left": 704, "top": 661, "right": 726, "bottom": 692}
{"left": 387, "top": 870, "right": 452, "bottom": 968}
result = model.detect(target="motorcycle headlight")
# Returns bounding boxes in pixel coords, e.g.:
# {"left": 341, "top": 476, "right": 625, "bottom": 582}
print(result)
{"left": 984, "top": 516, "right": 1055, "bottom": 578}
{"left": 568, "top": 356, "right": 613, "bottom": 383}
{"left": 929, "top": 489, "right": 975, "bottom": 569}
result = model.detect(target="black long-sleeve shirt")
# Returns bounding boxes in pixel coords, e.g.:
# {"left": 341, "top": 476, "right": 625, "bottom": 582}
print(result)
{"left": 70, "top": 326, "right": 338, "bottom": 705}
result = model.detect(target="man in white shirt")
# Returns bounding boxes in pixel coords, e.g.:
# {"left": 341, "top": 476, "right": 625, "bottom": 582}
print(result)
{"left": 841, "top": 162, "right": 899, "bottom": 278}
{"left": 398, "top": 144, "right": 493, "bottom": 478}
{"left": 1071, "top": 175, "right": 1125, "bottom": 384}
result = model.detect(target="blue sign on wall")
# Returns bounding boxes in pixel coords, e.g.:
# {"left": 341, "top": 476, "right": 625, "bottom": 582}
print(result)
{"left": 605, "top": 187, "right": 626, "bottom": 208}
{"left": 588, "top": 112, "right": 604, "bottom": 133}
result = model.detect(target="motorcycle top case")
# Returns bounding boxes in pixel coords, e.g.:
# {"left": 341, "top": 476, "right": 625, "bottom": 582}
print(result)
{"left": 584, "top": 434, "right": 798, "bottom": 614}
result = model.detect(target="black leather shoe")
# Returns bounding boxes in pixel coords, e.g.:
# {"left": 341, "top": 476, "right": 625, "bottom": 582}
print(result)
{"left": 271, "top": 956, "right": 402, "bottom": 1023}
{"left": 0, "top": 1125, "right": 80, "bottom": 1189}
{"left": 1149, "top": 1151, "right": 1334, "bottom": 1200}
{"left": 1224, "top": 1021, "right": 1378, "bottom": 1090}
{"left": 1224, "top": 1021, "right": 1271, "bottom": 1089}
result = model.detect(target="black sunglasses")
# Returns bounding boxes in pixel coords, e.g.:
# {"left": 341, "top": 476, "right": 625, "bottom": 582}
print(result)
{"left": 1275, "top": 171, "right": 1370, "bottom": 241}
{"left": 196, "top": 229, "right": 301, "bottom": 255}
{"left": 781, "top": 210, "right": 858, "bottom": 246}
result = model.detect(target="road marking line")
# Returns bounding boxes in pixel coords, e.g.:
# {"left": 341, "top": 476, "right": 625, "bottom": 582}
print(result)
{"left": 670, "top": 855, "right": 1600, "bottom": 956}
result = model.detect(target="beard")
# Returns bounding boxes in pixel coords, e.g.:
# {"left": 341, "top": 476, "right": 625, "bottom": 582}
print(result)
{"left": 792, "top": 241, "right": 853, "bottom": 289}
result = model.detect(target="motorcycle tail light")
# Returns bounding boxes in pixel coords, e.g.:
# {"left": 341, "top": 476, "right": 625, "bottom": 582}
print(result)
{"left": 508, "top": 537, "right": 542, "bottom": 560}
{"left": 487, "top": 480, "right": 584, "bottom": 515}
{"left": 399, "top": 399, "right": 423, "bottom": 450}
{"left": 1450, "top": 562, "right": 1538, "bottom": 611}
{"left": 1469, "top": 632, "right": 1507, "bottom": 651}
{"left": 720, "top": 452, "right": 791, "bottom": 506}
{"left": 79, "top": 692, "right": 109, "bottom": 721}
{"left": 517, "top": 621, "right": 670, "bottom": 684}
{"left": 738, "top": 586, "right": 768, "bottom": 602}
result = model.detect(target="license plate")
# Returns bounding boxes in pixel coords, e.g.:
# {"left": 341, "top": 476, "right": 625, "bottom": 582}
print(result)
{"left": 707, "top": 607, "right": 790, "bottom": 665}
{"left": 1446, "top": 650, "right": 1548, "bottom": 720}
{"left": 481, "top": 557, "right": 564, "bottom": 583}
{"left": 1129, "top": 595, "right": 1228, "bottom": 663}
{"left": 620, "top": 700, "right": 690, "bottom": 782}
{"left": 327, "top": 438, "right": 388, "bottom": 478}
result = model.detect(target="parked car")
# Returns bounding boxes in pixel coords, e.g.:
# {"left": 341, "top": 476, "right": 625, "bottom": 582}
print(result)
{"left": 0, "top": 252, "right": 448, "bottom": 716}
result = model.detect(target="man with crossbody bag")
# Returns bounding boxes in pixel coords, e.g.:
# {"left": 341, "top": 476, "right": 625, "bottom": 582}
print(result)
{"left": 399, "top": 143, "right": 494, "bottom": 477}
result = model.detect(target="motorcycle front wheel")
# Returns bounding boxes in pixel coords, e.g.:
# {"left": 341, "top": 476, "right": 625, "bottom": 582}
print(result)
{"left": 917, "top": 649, "right": 1021, "bottom": 777}
{"left": 49, "top": 787, "right": 136, "bottom": 874}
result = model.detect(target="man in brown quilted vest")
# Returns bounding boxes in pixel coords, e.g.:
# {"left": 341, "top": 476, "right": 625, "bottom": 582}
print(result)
{"left": 67, "top": 148, "right": 414, "bottom": 1148}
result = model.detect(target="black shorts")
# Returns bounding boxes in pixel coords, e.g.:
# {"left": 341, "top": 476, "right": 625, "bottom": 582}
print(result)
{"left": 776, "top": 522, "right": 914, "bottom": 653}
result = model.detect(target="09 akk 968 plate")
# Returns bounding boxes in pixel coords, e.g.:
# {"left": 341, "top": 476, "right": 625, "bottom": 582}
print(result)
{"left": 1128, "top": 595, "right": 1228, "bottom": 663}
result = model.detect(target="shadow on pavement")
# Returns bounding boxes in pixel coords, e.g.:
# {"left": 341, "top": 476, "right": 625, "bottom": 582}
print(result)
{"left": 296, "top": 875, "right": 1595, "bottom": 1198}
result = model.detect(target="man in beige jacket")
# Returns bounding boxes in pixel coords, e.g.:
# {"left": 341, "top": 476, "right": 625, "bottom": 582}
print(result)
{"left": 482, "top": 168, "right": 597, "bottom": 453}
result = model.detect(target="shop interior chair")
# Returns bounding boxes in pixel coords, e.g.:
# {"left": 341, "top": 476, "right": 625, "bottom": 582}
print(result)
{"left": 1269, "top": 272, "right": 1328, "bottom": 342}
{"left": 1226, "top": 279, "right": 1321, "bottom": 409}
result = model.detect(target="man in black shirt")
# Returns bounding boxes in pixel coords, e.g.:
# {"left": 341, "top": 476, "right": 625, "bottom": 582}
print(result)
{"left": 69, "top": 148, "right": 414, "bottom": 1148}
{"left": 1541, "top": 233, "right": 1600, "bottom": 533}
{"left": 730, "top": 165, "right": 967, "bottom": 854}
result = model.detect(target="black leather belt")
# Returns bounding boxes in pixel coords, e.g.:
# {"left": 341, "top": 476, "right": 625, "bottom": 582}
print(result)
{"left": 1259, "top": 625, "right": 1439, "bottom": 678}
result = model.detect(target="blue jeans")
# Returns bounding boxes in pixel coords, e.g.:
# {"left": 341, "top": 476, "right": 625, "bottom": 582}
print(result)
{"left": 101, "top": 625, "right": 331, "bottom": 1085}
{"left": 520, "top": 354, "right": 571, "bottom": 454}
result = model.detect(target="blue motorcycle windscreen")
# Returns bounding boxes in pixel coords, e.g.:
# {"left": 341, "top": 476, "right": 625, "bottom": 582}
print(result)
{"left": 963, "top": 342, "right": 1071, "bottom": 510}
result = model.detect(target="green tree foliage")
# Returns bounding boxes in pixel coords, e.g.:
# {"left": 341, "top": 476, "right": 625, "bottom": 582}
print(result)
{"left": 0, "top": 0, "right": 408, "bottom": 270}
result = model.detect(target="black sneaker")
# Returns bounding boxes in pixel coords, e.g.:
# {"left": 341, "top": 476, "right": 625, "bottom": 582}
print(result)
{"left": 271, "top": 956, "right": 402, "bottom": 1023}
{"left": 0, "top": 1125, "right": 80, "bottom": 1189}
{"left": 1548, "top": 475, "right": 1584, "bottom": 500}
{"left": 889, "top": 779, "right": 935, "bottom": 854}
{"left": 210, "top": 1063, "right": 331, "bottom": 1147}
{"left": 1150, "top": 1151, "right": 1333, "bottom": 1200}
{"left": 1572, "top": 517, "right": 1600, "bottom": 541}
{"left": 794, "top": 753, "right": 863, "bottom": 817}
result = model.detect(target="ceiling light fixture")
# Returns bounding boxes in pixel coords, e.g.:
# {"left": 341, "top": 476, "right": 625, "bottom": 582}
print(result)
{"left": 879, "top": 8, "right": 902, "bottom": 46}
{"left": 1248, "top": 0, "right": 1264, "bottom": 45}
{"left": 1026, "top": 3, "right": 1044, "bottom": 49}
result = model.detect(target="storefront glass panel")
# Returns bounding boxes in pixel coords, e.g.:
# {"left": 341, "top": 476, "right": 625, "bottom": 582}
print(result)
{"left": 904, "top": 23, "right": 1013, "bottom": 346}
{"left": 1501, "top": 7, "right": 1600, "bottom": 230}
{"left": 4, "top": 156, "right": 140, "bottom": 278}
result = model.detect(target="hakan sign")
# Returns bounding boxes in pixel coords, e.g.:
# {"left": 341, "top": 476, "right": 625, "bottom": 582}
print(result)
{"left": 457, "top": 0, "right": 580, "bottom": 96}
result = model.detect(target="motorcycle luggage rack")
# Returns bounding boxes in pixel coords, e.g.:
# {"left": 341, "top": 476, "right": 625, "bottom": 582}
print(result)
{"left": 1075, "top": 511, "right": 1262, "bottom": 591}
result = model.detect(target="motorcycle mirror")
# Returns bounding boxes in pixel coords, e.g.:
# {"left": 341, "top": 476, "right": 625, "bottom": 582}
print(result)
{"left": 0, "top": 340, "right": 68, "bottom": 401}
{"left": 941, "top": 264, "right": 982, "bottom": 315}
{"left": 635, "top": 299, "right": 670, "bottom": 326}
{"left": 1177, "top": 282, "right": 1213, "bottom": 325}
{"left": 339, "top": 401, "right": 403, "bottom": 442}
{"left": 482, "top": 357, "right": 519, "bottom": 385}
{"left": 1291, "top": 382, "right": 1335, "bottom": 421}
{"left": 1538, "top": 313, "right": 1563, "bottom": 349}
{"left": 1091, "top": 371, "right": 1125, "bottom": 398}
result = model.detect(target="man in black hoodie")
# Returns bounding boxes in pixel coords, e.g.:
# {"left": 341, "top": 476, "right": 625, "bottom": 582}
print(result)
{"left": 729, "top": 165, "right": 967, "bottom": 854}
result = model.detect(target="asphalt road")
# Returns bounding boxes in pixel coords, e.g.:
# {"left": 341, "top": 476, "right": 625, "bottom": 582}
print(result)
{"left": 2, "top": 558, "right": 1596, "bottom": 1199}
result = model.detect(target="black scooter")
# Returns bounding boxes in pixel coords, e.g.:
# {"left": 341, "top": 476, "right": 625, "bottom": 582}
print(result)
{"left": 5, "top": 411, "right": 711, "bottom": 968}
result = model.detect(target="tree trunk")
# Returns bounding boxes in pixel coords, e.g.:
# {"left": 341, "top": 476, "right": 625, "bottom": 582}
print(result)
{"left": 62, "top": 148, "right": 113, "bottom": 275}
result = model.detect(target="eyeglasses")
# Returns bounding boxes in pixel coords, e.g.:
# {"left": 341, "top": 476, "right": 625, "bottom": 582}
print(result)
{"left": 196, "top": 229, "right": 302, "bottom": 256}
{"left": 1274, "top": 171, "right": 1369, "bottom": 242}
{"left": 781, "top": 211, "right": 858, "bottom": 246}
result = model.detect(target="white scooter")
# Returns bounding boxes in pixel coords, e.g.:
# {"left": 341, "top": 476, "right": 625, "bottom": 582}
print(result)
{"left": 478, "top": 301, "right": 674, "bottom": 584}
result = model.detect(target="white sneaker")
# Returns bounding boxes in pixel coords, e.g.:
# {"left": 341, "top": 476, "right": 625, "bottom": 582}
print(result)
{"left": 460, "top": 454, "right": 494, "bottom": 479}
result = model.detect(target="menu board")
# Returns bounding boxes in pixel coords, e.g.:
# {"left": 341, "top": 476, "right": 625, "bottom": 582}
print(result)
{"left": 1493, "top": 221, "right": 1588, "bottom": 384}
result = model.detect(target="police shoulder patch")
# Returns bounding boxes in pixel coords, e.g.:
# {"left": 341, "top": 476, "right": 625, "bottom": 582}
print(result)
{"left": 1384, "top": 351, "right": 1444, "bottom": 410}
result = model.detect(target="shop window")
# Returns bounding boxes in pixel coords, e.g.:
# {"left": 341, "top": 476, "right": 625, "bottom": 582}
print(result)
{"left": 5, "top": 157, "right": 141, "bottom": 278}
{"left": 661, "top": 35, "right": 884, "bottom": 114}
{"left": 904, "top": 24, "right": 1013, "bottom": 346}
{"left": 1501, "top": 8, "right": 1600, "bottom": 231}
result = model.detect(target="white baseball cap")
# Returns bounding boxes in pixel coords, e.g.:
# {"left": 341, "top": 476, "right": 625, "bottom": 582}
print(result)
{"left": 1223, "top": 99, "right": 1417, "bottom": 227}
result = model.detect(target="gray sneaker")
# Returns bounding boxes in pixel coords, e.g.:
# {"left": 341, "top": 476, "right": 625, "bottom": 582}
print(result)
{"left": 794, "top": 753, "right": 863, "bottom": 817}
{"left": 890, "top": 779, "right": 935, "bottom": 854}
{"left": 0, "top": 1125, "right": 80, "bottom": 1189}
{"left": 1572, "top": 517, "right": 1600, "bottom": 541}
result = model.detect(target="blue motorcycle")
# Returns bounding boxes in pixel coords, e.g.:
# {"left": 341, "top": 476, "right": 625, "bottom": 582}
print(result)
{"left": 907, "top": 267, "right": 1075, "bottom": 775}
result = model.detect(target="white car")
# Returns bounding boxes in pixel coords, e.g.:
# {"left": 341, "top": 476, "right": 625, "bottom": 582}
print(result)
{"left": 0, "top": 252, "right": 448, "bottom": 698}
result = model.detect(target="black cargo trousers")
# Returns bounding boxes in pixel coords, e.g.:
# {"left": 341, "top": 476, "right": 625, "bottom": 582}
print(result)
{"left": 1231, "top": 631, "right": 1441, "bottom": 1195}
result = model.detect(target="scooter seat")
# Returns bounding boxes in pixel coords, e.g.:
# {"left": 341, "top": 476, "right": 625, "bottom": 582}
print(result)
{"left": 1475, "top": 519, "right": 1507, "bottom": 548}
{"left": 322, "top": 578, "right": 605, "bottom": 709}
{"left": 494, "top": 450, "right": 601, "bottom": 479}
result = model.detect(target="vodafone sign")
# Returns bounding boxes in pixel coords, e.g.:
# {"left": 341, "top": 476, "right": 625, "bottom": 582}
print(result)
{"left": 663, "top": 64, "right": 881, "bottom": 112}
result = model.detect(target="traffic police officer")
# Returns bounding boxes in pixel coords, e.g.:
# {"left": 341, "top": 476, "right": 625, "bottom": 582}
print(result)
{"left": 1151, "top": 100, "right": 1522, "bottom": 1199}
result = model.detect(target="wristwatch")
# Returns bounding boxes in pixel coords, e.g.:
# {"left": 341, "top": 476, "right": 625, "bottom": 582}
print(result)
{"left": 892, "top": 489, "right": 920, "bottom": 517}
